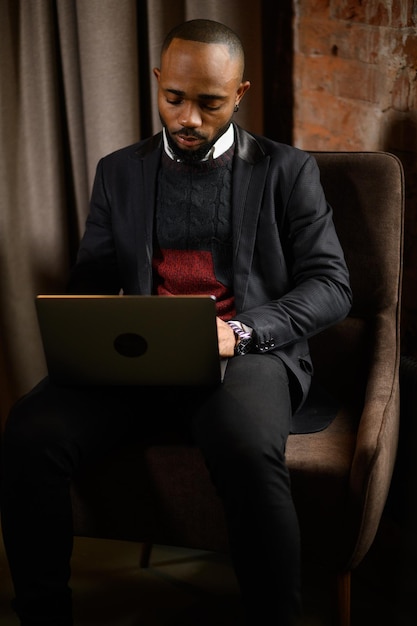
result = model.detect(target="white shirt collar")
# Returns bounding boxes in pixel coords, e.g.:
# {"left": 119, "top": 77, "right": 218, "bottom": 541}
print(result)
{"left": 162, "top": 124, "right": 234, "bottom": 161}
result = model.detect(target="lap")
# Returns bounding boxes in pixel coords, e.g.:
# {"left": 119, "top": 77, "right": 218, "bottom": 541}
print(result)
{"left": 4, "top": 354, "right": 291, "bottom": 467}
{"left": 192, "top": 353, "right": 292, "bottom": 456}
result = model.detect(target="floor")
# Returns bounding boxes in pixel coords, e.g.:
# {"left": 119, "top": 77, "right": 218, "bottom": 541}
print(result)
{"left": 0, "top": 507, "right": 416, "bottom": 626}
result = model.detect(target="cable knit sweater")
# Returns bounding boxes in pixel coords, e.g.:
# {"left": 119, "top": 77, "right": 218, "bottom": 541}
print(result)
{"left": 153, "top": 146, "right": 236, "bottom": 320}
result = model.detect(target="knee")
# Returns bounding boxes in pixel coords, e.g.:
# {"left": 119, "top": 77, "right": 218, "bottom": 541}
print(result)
{"left": 2, "top": 392, "right": 75, "bottom": 479}
{"left": 211, "top": 433, "right": 288, "bottom": 491}
{"left": 5, "top": 394, "right": 52, "bottom": 450}
{"left": 233, "top": 436, "right": 287, "bottom": 476}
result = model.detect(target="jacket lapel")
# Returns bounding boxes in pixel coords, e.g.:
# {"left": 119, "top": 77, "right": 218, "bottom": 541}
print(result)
{"left": 232, "top": 126, "right": 270, "bottom": 311}
{"left": 129, "top": 134, "right": 162, "bottom": 293}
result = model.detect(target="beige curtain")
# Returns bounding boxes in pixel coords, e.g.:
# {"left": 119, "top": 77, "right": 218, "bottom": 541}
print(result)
{"left": 0, "top": 0, "right": 262, "bottom": 426}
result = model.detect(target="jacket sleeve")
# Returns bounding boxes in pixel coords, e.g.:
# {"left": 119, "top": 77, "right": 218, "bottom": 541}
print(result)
{"left": 67, "top": 158, "right": 121, "bottom": 295}
{"left": 237, "top": 152, "right": 352, "bottom": 352}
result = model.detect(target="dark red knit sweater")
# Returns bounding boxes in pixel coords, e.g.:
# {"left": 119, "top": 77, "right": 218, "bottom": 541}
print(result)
{"left": 153, "top": 147, "right": 236, "bottom": 320}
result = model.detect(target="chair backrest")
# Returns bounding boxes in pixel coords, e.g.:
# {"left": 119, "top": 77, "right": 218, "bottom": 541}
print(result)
{"left": 308, "top": 152, "right": 404, "bottom": 408}
{"left": 313, "top": 152, "right": 403, "bottom": 317}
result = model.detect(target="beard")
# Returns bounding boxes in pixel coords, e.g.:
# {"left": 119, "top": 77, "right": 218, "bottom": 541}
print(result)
{"left": 161, "top": 117, "right": 232, "bottom": 164}
{"left": 165, "top": 129, "right": 212, "bottom": 163}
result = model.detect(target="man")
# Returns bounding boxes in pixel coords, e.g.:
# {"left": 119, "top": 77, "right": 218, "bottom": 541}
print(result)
{"left": 1, "top": 19, "right": 352, "bottom": 626}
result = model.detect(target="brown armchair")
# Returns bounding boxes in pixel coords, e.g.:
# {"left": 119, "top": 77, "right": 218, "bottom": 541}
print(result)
{"left": 71, "top": 151, "right": 404, "bottom": 626}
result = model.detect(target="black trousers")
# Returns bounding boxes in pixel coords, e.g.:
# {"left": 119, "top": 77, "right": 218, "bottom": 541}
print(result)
{"left": 1, "top": 353, "right": 301, "bottom": 625}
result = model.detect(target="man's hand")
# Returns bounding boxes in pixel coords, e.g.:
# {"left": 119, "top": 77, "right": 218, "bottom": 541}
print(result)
{"left": 216, "top": 317, "right": 236, "bottom": 358}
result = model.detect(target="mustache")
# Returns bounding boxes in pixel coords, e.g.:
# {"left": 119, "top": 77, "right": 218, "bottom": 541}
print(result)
{"left": 173, "top": 128, "right": 206, "bottom": 140}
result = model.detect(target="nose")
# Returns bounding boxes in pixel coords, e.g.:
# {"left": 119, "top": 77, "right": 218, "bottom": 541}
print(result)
{"left": 178, "top": 102, "right": 202, "bottom": 128}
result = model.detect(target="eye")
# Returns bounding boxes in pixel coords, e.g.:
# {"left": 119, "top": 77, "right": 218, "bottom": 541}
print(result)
{"left": 202, "top": 103, "right": 221, "bottom": 111}
{"left": 199, "top": 99, "right": 224, "bottom": 111}
{"left": 166, "top": 98, "right": 183, "bottom": 106}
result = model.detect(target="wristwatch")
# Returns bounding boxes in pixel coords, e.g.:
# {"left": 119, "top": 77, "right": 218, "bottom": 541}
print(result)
{"left": 234, "top": 335, "right": 253, "bottom": 356}
{"left": 227, "top": 320, "right": 253, "bottom": 356}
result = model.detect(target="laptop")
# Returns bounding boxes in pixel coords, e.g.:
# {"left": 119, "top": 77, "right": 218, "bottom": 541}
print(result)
{"left": 35, "top": 294, "right": 224, "bottom": 387}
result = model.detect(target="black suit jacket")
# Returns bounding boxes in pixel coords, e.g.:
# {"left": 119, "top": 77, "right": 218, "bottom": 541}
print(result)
{"left": 68, "top": 125, "right": 352, "bottom": 421}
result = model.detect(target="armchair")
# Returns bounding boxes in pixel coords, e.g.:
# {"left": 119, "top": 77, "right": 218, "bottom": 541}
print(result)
{"left": 71, "top": 151, "right": 404, "bottom": 626}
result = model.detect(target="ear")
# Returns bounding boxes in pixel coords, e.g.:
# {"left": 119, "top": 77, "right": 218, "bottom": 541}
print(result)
{"left": 236, "top": 80, "right": 251, "bottom": 105}
{"left": 153, "top": 68, "right": 161, "bottom": 82}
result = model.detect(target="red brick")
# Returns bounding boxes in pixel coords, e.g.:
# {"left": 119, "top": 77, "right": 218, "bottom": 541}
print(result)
{"left": 395, "top": 32, "right": 417, "bottom": 70}
{"left": 297, "top": 16, "right": 336, "bottom": 55}
{"left": 330, "top": 24, "right": 381, "bottom": 64}
{"left": 391, "top": 71, "right": 413, "bottom": 112}
{"left": 296, "top": 0, "right": 331, "bottom": 18}
{"left": 333, "top": 0, "right": 388, "bottom": 26}
{"left": 295, "top": 54, "right": 338, "bottom": 92}
{"left": 293, "top": 87, "right": 382, "bottom": 150}
{"left": 391, "top": 0, "right": 416, "bottom": 27}
{"left": 333, "top": 59, "right": 388, "bottom": 104}
{"left": 333, "top": 0, "right": 368, "bottom": 23}
{"left": 334, "top": 0, "right": 415, "bottom": 27}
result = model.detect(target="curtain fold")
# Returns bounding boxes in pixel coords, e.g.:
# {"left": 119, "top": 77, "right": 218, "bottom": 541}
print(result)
{"left": 1, "top": 0, "right": 70, "bottom": 416}
{"left": 0, "top": 0, "right": 262, "bottom": 426}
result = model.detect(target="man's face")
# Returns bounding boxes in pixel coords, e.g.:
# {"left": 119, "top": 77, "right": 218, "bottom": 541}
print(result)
{"left": 153, "top": 38, "right": 250, "bottom": 161}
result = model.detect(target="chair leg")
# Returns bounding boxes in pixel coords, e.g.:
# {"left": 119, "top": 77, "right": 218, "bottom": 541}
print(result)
{"left": 139, "top": 541, "right": 153, "bottom": 568}
{"left": 335, "top": 570, "right": 351, "bottom": 626}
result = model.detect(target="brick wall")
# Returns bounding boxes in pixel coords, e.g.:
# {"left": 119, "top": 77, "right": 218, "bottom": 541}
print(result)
{"left": 292, "top": 0, "right": 417, "bottom": 357}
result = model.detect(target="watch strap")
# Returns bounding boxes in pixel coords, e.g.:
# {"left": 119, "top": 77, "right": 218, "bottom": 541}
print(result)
{"left": 227, "top": 320, "right": 253, "bottom": 356}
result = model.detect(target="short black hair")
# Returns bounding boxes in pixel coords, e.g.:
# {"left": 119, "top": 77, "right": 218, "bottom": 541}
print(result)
{"left": 161, "top": 19, "right": 245, "bottom": 75}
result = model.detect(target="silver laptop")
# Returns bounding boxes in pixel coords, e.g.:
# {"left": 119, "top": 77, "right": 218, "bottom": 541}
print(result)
{"left": 35, "top": 294, "right": 223, "bottom": 386}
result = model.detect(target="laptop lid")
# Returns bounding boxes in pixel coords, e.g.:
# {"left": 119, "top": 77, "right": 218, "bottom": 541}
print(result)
{"left": 35, "top": 295, "right": 223, "bottom": 386}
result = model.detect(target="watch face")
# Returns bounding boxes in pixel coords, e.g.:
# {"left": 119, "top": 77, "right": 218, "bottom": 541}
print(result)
{"left": 234, "top": 337, "right": 252, "bottom": 356}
